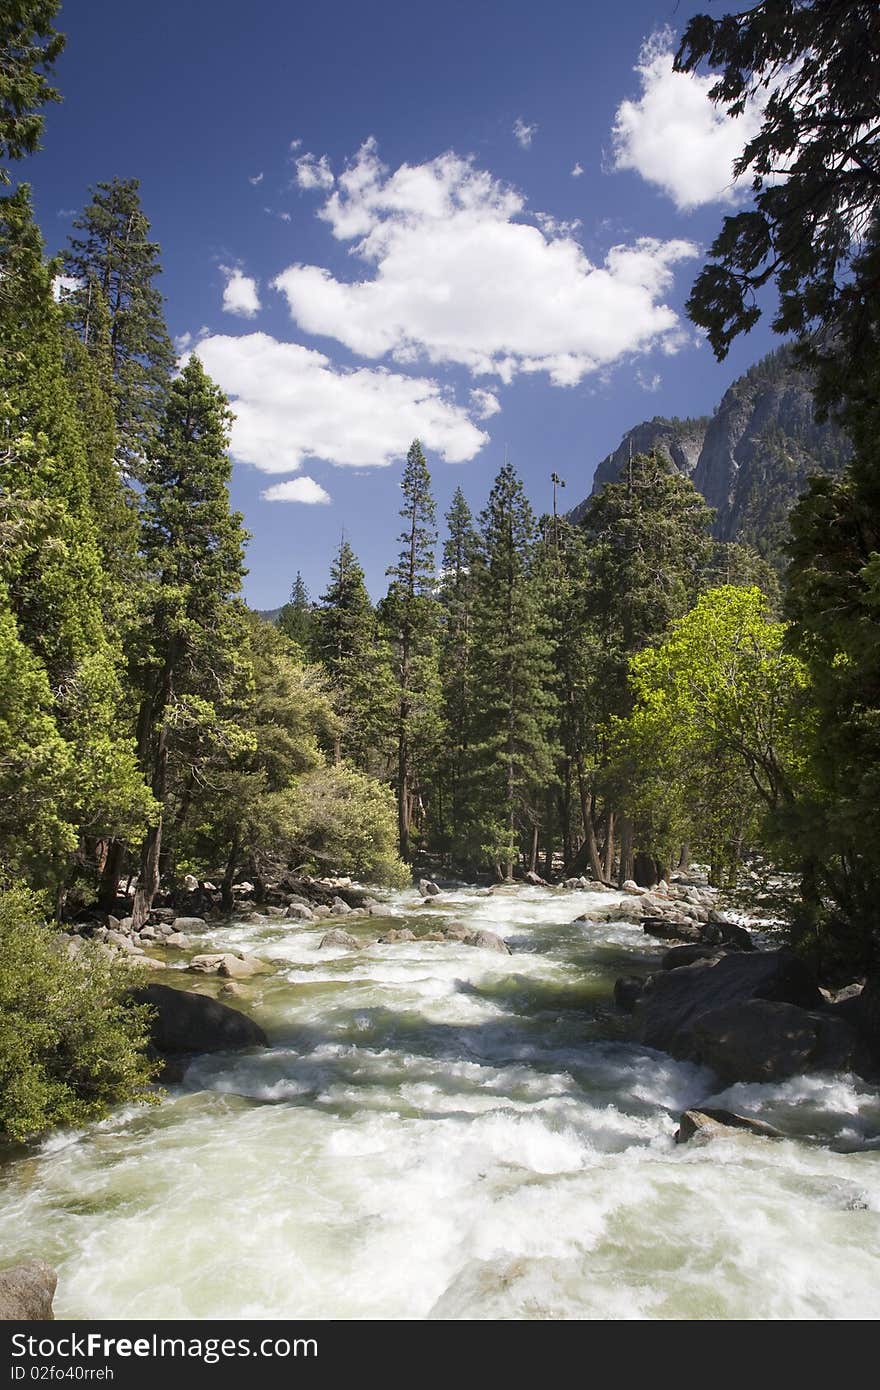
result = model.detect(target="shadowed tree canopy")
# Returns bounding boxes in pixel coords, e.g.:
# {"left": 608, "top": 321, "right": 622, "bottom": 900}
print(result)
{"left": 676, "top": 1, "right": 880, "bottom": 378}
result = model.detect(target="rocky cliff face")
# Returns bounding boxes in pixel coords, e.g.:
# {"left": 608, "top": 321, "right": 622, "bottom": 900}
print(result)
{"left": 570, "top": 348, "right": 850, "bottom": 562}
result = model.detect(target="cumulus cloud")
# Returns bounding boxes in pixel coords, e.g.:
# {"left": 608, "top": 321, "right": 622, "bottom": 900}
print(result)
{"left": 270, "top": 139, "right": 696, "bottom": 386}
{"left": 188, "top": 332, "right": 489, "bottom": 472}
{"left": 261, "top": 477, "right": 331, "bottom": 504}
{"left": 571, "top": 162, "right": 584, "bottom": 178}
{"left": 513, "top": 117, "right": 537, "bottom": 149}
{"left": 295, "top": 152, "right": 335, "bottom": 190}
{"left": 221, "top": 266, "right": 261, "bottom": 318}
{"left": 612, "top": 29, "right": 767, "bottom": 211}
{"left": 249, "top": 172, "right": 264, "bottom": 185}
{"left": 469, "top": 388, "right": 501, "bottom": 419}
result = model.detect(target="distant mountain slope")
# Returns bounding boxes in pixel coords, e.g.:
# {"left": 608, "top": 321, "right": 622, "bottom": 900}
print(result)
{"left": 569, "top": 348, "right": 850, "bottom": 564}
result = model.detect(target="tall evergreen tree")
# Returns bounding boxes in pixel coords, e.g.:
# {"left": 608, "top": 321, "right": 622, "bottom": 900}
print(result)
{"left": 437, "top": 487, "right": 480, "bottom": 857}
{"left": 63, "top": 178, "right": 175, "bottom": 472}
{"left": 0, "top": 187, "right": 152, "bottom": 899}
{"left": 0, "top": 1, "right": 64, "bottom": 184}
{"left": 468, "top": 462, "right": 557, "bottom": 879}
{"left": 383, "top": 441, "right": 441, "bottom": 860}
{"left": 277, "top": 571, "right": 314, "bottom": 653}
{"left": 313, "top": 540, "right": 394, "bottom": 770}
{"left": 127, "top": 356, "right": 249, "bottom": 928}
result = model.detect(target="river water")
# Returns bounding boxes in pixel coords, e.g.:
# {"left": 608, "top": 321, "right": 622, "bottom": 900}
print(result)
{"left": 2, "top": 884, "right": 879, "bottom": 1320}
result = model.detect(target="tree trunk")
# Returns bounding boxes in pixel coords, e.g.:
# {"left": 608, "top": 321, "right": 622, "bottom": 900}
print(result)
{"left": 528, "top": 823, "right": 539, "bottom": 874}
{"left": 617, "top": 817, "right": 633, "bottom": 887}
{"left": 221, "top": 830, "right": 241, "bottom": 915}
{"left": 97, "top": 838, "right": 126, "bottom": 913}
{"left": 603, "top": 809, "right": 616, "bottom": 882}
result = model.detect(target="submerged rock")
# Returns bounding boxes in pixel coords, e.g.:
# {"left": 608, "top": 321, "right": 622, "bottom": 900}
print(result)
{"left": 130, "top": 983, "right": 268, "bottom": 1054}
{"left": 675, "top": 1108, "right": 783, "bottom": 1144}
{"left": 0, "top": 1261, "right": 57, "bottom": 1320}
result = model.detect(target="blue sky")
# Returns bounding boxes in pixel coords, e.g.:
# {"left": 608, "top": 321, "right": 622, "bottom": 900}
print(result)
{"left": 31, "top": 0, "right": 779, "bottom": 607}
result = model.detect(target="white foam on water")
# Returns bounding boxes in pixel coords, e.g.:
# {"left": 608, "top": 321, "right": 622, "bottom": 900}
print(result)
{"left": 1, "top": 883, "right": 878, "bottom": 1320}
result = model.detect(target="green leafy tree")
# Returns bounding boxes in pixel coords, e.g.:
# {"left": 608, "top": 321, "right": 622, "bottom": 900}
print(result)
{"left": 610, "top": 586, "right": 809, "bottom": 884}
{"left": 468, "top": 462, "right": 557, "bottom": 879}
{"left": 0, "top": 884, "right": 158, "bottom": 1144}
{"left": 574, "top": 451, "right": 714, "bottom": 880}
{"left": 63, "top": 179, "right": 175, "bottom": 472}
{"left": 0, "top": 1, "right": 64, "bottom": 184}
{"left": 286, "top": 764, "right": 410, "bottom": 888}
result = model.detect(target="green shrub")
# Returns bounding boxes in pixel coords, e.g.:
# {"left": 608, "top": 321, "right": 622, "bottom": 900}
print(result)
{"left": 288, "top": 764, "right": 411, "bottom": 889}
{"left": 0, "top": 885, "right": 160, "bottom": 1143}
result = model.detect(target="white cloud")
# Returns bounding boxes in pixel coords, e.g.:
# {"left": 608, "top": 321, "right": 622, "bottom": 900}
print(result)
{"left": 513, "top": 117, "right": 537, "bottom": 149}
{"left": 636, "top": 369, "right": 662, "bottom": 392}
{"left": 612, "top": 29, "right": 766, "bottom": 211}
{"left": 290, "top": 138, "right": 302, "bottom": 151}
{"left": 174, "top": 330, "right": 193, "bottom": 353}
{"left": 271, "top": 140, "right": 697, "bottom": 387}
{"left": 51, "top": 273, "right": 79, "bottom": 301}
{"left": 262, "top": 477, "right": 331, "bottom": 504}
{"left": 249, "top": 172, "right": 264, "bottom": 185}
{"left": 571, "top": 163, "right": 583, "bottom": 178}
{"left": 221, "top": 266, "right": 261, "bottom": 318}
{"left": 469, "top": 387, "right": 501, "bottom": 419}
{"left": 188, "top": 332, "right": 489, "bottom": 472}
{"left": 295, "top": 152, "right": 335, "bottom": 190}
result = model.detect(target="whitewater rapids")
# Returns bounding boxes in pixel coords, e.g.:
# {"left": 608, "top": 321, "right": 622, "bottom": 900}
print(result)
{"left": 1, "top": 884, "right": 878, "bottom": 1320}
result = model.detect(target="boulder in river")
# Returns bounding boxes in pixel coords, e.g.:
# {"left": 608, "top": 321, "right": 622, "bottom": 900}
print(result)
{"left": 634, "top": 948, "right": 824, "bottom": 1061}
{"left": 662, "top": 945, "right": 725, "bottom": 971}
{"left": 692, "top": 1000, "right": 859, "bottom": 1082}
{"left": 188, "top": 953, "right": 269, "bottom": 978}
{"left": 642, "top": 916, "right": 703, "bottom": 944}
{"left": 464, "top": 929, "right": 510, "bottom": 954}
{"left": 319, "top": 928, "right": 362, "bottom": 950}
{"left": 418, "top": 878, "right": 441, "bottom": 897}
{"left": 0, "top": 1261, "right": 57, "bottom": 1320}
{"left": 130, "top": 983, "right": 268, "bottom": 1053}
{"left": 614, "top": 976, "right": 649, "bottom": 1013}
{"left": 172, "top": 916, "right": 207, "bottom": 931}
{"left": 674, "top": 1108, "right": 783, "bottom": 1144}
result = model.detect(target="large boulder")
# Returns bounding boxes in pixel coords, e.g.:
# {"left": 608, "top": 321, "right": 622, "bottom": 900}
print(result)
{"left": 674, "top": 1108, "right": 783, "bottom": 1144}
{"left": 129, "top": 983, "right": 268, "bottom": 1054}
{"left": 319, "top": 928, "right": 361, "bottom": 950}
{"left": 634, "top": 948, "right": 823, "bottom": 1060}
{"left": 464, "top": 929, "right": 510, "bottom": 954}
{"left": 0, "top": 1262, "right": 57, "bottom": 1320}
{"left": 692, "top": 1000, "right": 860, "bottom": 1082}
{"left": 418, "top": 878, "right": 441, "bottom": 897}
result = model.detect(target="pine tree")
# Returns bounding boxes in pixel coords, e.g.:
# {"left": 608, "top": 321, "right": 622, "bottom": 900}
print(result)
{"left": 437, "top": 487, "right": 479, "bottom": 858}
{"left": 0, "top": 1, "right": 64, "bottom": 184}
{"left": 128, "top": 356, "right": 249, "bottom": 928}
{"left": 468, "top": 462, "right": 557, "bottom": 879}
{"left": 63, "top": 179, "right": 175, "bottom": 473}
{"left": 313, "top": 540, "right": 394, "bottom": 770}
{"left": 0, "top": 187, "right": 152, "bottom": 898}
{"left": 277, "top": 572, "right": 314, "bottom": 653}
{"left": 383, "top": 441, "right": 441, "bottom": 860}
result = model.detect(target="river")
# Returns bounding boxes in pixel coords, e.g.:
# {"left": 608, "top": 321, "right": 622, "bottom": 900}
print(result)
{"left": 2, "top": 884, "right": 879, "bottom": 1319}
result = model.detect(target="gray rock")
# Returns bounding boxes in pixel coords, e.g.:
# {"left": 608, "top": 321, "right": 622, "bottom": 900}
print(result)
{"left": 331, "top": 897, "right": 352, "bottom": 915}
{"left": 138, "top": 925, "right": 159, "bottom": 941}
{"left": 313, "top": 904, "right": 333, "bottom": 919}
{"left": 129, "top": 983, "right": 268, "bottom": 1053}
{"left": 188, "top": 953, "right": 269, "bottom": 979}
{"left": 634, "top": 948, "right": 824, "bottom": 1061}
{"left": 692, "top": 1000, "right": 859, "bottom": 1082}
{"left": 464, "top": 929, "right": 511, "bottom": 954}
{"left": 379, "top": 928, "right": 416, "bottom": 943}
{"left": 285, "top": 902, "right": 315, "bottom": 921}
{"left": 642, "top": 916, "right": 703, "bottom": 944}
{"left": 440, "top": 923, "right": 471, "bottom": 941}
{"left": 172, "top": 916, "right": 207, "bottom": 931}
{"left": 621, "top": 880, "right": 644, "bottom": 894}
{"left": 0, "top": 1261, "right": 57, "bottom": 1320}
{"left": 675, "top": 1108, "right": 783, "bottom": 1144}
{"left": 319, "top": 928, "right": 361, "bottom": 950}
{"left": 163, "top": 932, "right": 190, "bottom": 949}
{"left": 418, "top": 878, "right": 441, "bottom": 897}
{"left": 107, "top": 929, "right": 136, "bottom": 952}
{"left": 662, "top": 945, "right": 725, "bottom": 971}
